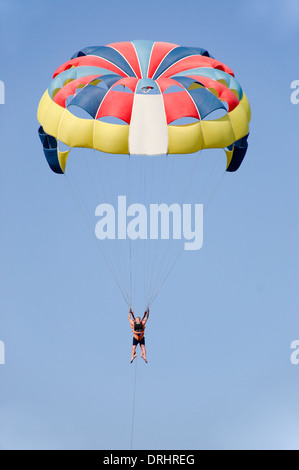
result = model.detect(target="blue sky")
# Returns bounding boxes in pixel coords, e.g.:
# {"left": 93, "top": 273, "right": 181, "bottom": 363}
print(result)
{"left": 0, "top": 0, "right": 299, "bottom": 450}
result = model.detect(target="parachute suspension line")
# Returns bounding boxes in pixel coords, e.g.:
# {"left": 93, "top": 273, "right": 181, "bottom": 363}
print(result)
{"left": 130, "top": 356, "right": 138, "bottom": 450}
{"left": 129, "top": 236, "right": 132, "bottom": 308}
{"left": 162, "top": 154, "right": 175, "bottom": 201}
{"left": 148, "top": 153, "right": 226, "bottom": 307}
{"left": 181, "top": 149, "right": 203, "bottom": 202}
{"left": 144, "top": 156, "right": 156, "bottom": 308}
{"left": 205, "top": 171, "right": 226, "bottom": 209}
{"left": 147, "top": 151, "right": 203, "bottom": 305}
{"left": 145, "top": 155, "right": 170, "bottom": 306}
{"left": 81, "top": 148, "right": 99, "bottom": 202}
{"left": 133, "top": 156, "right": 143, "bottom": 308}
{"left": 147, "top": 154, "right": 176, "bottom": 306}
{"left": 133, "top": 155, "right": 145, "bottom": 307}
{"left": 102, "top": 152, "right": 131, "bottom": 300}
{"left": 143, "top": 160, "right": 146, "bottom": 305}
{"left": 64, "top": 168, "right": 130, "bottom": 307}
{"left": 197, "top": 153, "right": 223, "bottom": 204}
{"left": 83, "top": 150, "right": 131, "bottom": 298}
{"left": 66, "top": 179, "right": 130, "bottom": 306}
{"left": 149, "top": 249, "right": 182, "bottom": 307}
{"left": 127, "top": 155, "right": 133, "bottom": 307}
{"left": 147, "top": 156, "right": 155, "bottom": 303}
{"left": 81, "top": 148, "right": 128, "bottom": 300}
{"left": 93, "top": 149, "right": 107, "bottom": 200}
{"left": 144, "top": 155, "right": 153, "bottom": 310}
{"left": 91, "top": 149, "right": 131, "bottom": 301}
{"left": 96, "top": 151, "right": 130, "bottom": 303}
{"left": 65, "top": 163, "right": 94, "bottom": 223}
{"left": 147, "top": 151, "right": 202, "bottom": 307}
{"left": 145, "top": 154, "right": 173, "bottom": 307}
{"left": 147, "top": 235, "right": 182, "bottom": 307}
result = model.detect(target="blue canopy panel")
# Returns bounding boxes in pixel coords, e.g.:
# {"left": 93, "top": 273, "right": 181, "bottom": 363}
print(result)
{"left": 67, "top": 85, "right": 107, "bottom": 118}
{"left": 173, "top": 77, "right": 227, "bottom": 120}
{"left": 70, "top": 46, "right": 137, "bottom": 77}
{"left": 97, "top": 74, "right": 123, "bottom": 89}
{"left": 38, "top": 126, "right": 62, "bottom": 174}
{"left": 226, "top": 134, "right": 249, "bottom": 172}
{"left": 188, "top": 88, "right": 227, "bottom": 119}
{"left": 130, "top": 40, "right": 155, "bottom": 78}
{"left": 153, "top": 46, "right": 211, "bottom": 80}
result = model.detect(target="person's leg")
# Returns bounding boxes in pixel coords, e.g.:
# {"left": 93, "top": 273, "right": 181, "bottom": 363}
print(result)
{"left": 131, "top": 344, "right": 137, "bottom": 362}
{"left": 140, "top": 343, "right": 147, "bottom": 362}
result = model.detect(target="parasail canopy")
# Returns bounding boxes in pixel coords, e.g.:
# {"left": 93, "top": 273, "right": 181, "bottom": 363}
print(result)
{"left": 37, "top": 40, "right": 250, "bottom": 174}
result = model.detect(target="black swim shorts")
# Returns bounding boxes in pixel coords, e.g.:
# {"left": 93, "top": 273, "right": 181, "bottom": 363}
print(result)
{"left": 133, "top": 336, "right": 145, "bottom": 346}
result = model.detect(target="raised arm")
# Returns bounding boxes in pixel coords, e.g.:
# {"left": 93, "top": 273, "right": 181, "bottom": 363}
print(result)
{"left": 142, "top": 307, "right": 149, "bottom": 325}
{"left": 129, "top": 307, "right": 135, "bottom": 326}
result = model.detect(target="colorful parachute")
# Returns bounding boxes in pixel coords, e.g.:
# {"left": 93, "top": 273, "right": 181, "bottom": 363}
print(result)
{"left": 37, "top": 40, "right": 250, "bottom": 174}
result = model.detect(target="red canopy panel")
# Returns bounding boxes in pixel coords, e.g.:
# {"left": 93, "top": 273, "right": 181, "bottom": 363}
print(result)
{"left": 108, "top": 42, "right": 142, "bottom": 78}
{"left": 96, "top": 90, "right": 134, "bottom": 123}
{"left": 163, "top": 91, "right": 200, "bottom": 124}
{"left": 147, "top": 42, "right": 178, "bottom": 79}
{"left": 114, "top": 77, "right": 138, "bottom": 93}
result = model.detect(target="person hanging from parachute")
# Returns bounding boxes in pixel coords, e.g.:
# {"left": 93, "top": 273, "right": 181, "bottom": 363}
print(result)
{"left": 129, "top": 307, "right": 149, "bottom": 363}
{"left": 37, "top": 41, "right": 251, "bottom": 364}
